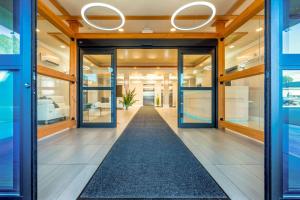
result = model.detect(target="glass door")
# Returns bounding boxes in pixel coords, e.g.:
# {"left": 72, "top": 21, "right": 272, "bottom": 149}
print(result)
{"left": 178, "top": 49, "right": 216, "bottom": 128}
{"left": 0, "top": 0, "right": 35, "bottom": 199}
{"left": 79, "top": 49, "right": 116, "bottom": 127}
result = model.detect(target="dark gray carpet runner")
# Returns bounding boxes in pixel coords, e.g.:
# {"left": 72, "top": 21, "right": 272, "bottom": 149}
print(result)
{"left": 78, "top": 107, "right": 229, "bottom": 200}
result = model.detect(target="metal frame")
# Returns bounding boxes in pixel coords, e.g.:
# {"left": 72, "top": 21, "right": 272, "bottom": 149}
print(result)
{"left": 266, "top": 0, "right": 300, "bottom": 199}
{"left": 178, "top": 48, "right": 217, "bottom": 128}
{"left": 0, "top": 0, "right": 36, "bottom": 199}
{"left": 77, "top": 39, "right": 218, "bottom": 129}
{"left": 78, "top": 48, "right": 117, "bottom": 128}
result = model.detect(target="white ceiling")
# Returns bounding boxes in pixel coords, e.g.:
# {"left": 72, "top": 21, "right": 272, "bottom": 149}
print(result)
{"left": 42, "top": 0, "right": 256, "bottom": 33}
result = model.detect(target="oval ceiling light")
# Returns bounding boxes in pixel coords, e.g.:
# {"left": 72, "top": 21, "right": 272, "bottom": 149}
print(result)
{"left": 171, "top": 1, "right": 216, "bottom": 31}
{"left": 81, "top": 3, "right": 125, "bottom": 31}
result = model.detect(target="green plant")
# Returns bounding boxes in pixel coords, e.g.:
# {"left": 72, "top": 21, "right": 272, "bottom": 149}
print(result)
{"left": 119, "top": 89, "right": 137, "bottom": 110}
{"left": 156, "top": 96, "right": 160, "bottom": 107}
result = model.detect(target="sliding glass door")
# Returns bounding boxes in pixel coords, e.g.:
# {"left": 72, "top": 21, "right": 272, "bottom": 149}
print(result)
{"left": 0, "top": 0, "right": 35, "bottom": 199}
{"left": 79, "top": 49, "right": 116, "bottom": 127}
{"left": 267, "top": 0, "right": 300, "bottom": 199}
{"left": 178, "top": 49, "right": 216, "bottom": 128}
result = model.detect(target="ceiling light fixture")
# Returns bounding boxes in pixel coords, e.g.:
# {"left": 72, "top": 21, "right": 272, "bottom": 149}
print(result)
{"left": 171, "top": 1, "right": 216, "bottom": 31}
{"left": 60, "top": 45, "right": 66, "bottom": 49}
{"left": 256, "top": 27, "right": 263, "bottom": 32}
{"left": 81, "top": 3, "right": 125, "bottom": 31}
{"left": 118, "top": 28, "right": 124, "bottom": 32}
{"left": 170, "top": 28, "right": 176, "bottom": 32}
{"left": 229, "top": 45, "right": 235, "bottom": 49}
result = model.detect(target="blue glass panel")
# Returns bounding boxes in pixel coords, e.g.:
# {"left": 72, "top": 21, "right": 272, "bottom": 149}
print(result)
{"left": 0, "top": 71, "right": 19, "bottom": 192}
{"left": 0, "top": 0, "right": 20, "bottom": 55}
{"left": 282, "top": 0, "right": 300, "bottom": 54}
{"left": 282, "top": 70, "right": 300, "bottom": 193}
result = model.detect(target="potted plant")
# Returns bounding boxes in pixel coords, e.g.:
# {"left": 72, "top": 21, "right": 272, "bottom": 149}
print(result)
{"left": 156, "top": 96, "right": 160, "bottom": 107}
{"left": 119, "top": 89, "right": 137, "bottom": 110}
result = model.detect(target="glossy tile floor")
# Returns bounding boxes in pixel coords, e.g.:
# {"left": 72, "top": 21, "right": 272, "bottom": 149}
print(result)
{"left": 156, "top": 108, "right": 264, "bottom": 200}
{"left": 38, "top": 107, "right": 264, "bottom": 200}
{"left": 38, "top": 107, "right": 140, "bottom": 200}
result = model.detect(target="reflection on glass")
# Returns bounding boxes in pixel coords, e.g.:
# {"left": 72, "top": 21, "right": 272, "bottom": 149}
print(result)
{"left": 282, "top": 0, "right": 300, "bottom": 54}
{"left": 0, "top": 71, "right": 19, "bottom": 191}
{"left": 225, "top": 75, "right": 264, "bottom": 131}
{"left": 282, "top": 70, "right": 300, "bottom": 193}
{"left": 37, "top": 19, "right": 70, "bottom": 74}
{"left": 225, "top": 15, "right": 264, "bottom": 73}
{"left": 182, "top": 55, "right": 212, "bottom": 87}
{"left": 0, "top": 0, "right": 20, "bottom": 54}
{"left": 182, "top": 90, "right": 212, "bottom": 123}
{"left": 83, "top": 55, "right": 112, "bottom": 87}
{"left": 83, "top": 90, "right": 111, "bottom": 123}
{"left": 37, "top": 75, "right": 70, "bottom": 125}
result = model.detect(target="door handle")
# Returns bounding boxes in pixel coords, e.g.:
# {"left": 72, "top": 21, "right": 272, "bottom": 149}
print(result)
{"left": 24, "top": 83, "right": 31, "bottom": 88}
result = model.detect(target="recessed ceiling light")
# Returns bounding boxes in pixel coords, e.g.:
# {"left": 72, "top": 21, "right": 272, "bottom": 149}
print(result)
{"left": 170, "top": 28, "right": 176, "bottom": 32}
{"left": 256, "top": 27, "right": 263, "bottom": 32}
{"left": 60, "top": 45, "right": 66, "bottom": 49}
{"left": 36, "top": 29, "right": 40, "bottom": 32}
{"left": 171, "top": 1, "right": 216, "bottom": 31}
{"left": 118, "top": 28, "right": 124, "bottom": 32}
{"left": 229, "top": 45, "right": 235, "bottom": 49}
{"left": 81, "top": 3, "right": 125, "bottom": 31}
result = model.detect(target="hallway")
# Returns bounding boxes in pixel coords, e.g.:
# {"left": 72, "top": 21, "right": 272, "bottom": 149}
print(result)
{"left": 79, "top": 106, "right": 228, "bottom": 199}
{"left": 38, "top": 107, "right": 263, "bottom": 200}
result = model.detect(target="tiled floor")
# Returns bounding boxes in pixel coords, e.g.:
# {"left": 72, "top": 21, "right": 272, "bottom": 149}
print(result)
{"left": 156, "top": 108, "right": 264, "bottom": 200}
{"left": 38, "top": 107, "right": 140, "bottom": 200}
{"left": 38, "top": 107, "right": 264, "bottom": 200}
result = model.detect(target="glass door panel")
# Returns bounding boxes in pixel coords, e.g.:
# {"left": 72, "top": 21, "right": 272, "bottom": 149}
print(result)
{"left": 0, "top": 71, "right": 19, "bottom": 192}
{"left": 179, "top": 49, "right": 216, "bottom": 128}
{"left": 83, "top": 90, "right": 112, "bottom": 123}
{"left": 282, "top": 70, "right": 300, "bottom": 194}
{"left": 80, "top": 49, "right": 116, "bottom": 127}
{"left": 183, "top": 90, "right": 212, "bottom": 124}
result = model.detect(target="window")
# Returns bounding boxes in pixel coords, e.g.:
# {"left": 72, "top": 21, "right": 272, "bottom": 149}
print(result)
{"left": 83, "top": 54, "right": 112, "bottom": 87}
{"left": 37, "top": 75, "right": 70, "bottom": 126}
{"left": 282, "top": 0, "right": 300, "bottom": 54}
{"left": 182, "top": 55, "right": 212, "bottom": 87}
{"left": 37, "top": 19, "right": 70, "bottom": 74}
{"left": 225, "top": 75, "right": 264, "bottom": 131}
{"left": 0, "top": 0, "right": 20, "bottom": 55}
{"left": 225, "top": 14, "right": 264, "bottom": 73}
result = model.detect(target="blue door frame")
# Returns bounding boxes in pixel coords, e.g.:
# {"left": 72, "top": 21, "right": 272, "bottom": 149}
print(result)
{"left": 178, "top": 48, "right": 217, "bottom": 128}
{"left": 78, "top": 48, "right": 117, "bottom": 128}
{"left": 0, "top": 0, "right": 36, "bottom": 199}
{"left": 266, "top": 0, "right": 300, "bottom": 199}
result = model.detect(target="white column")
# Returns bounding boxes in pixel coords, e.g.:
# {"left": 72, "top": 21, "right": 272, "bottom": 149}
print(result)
{"left": 163, "top": 74, "right": 170, "bottom": 108}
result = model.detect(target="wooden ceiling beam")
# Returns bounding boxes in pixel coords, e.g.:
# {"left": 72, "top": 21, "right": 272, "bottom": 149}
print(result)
{"left": 48, "top": 32, "right": 70, "bottom": 46}
{"left": 223, "top": 0, "right": 264, "bottom": 38}
{"left": 48, "top": 0, "right": 83, "bottom": 27}
{"left": 40, "top": 15, "right": 238, "bottom": 21}
{"left": 117, "top": 66, "right": 177, "bottom": 69}
{"left": 75, "top": 32, "right": 220, "bottom": 39}
{"left": 38, "top": 0, "right": 74, "bottom": 38}
{"left": 226, "top": 0, "right": 247, "bottom": 15}
{"left": 48, "top": 0, "right": 70, "bottom": 16}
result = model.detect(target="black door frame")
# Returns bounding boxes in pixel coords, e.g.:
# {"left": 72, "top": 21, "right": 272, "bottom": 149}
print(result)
{"left": 178, "top": 48, "right": 217, "bottom": 128}
{"left": 78, "top": 48, "right": 117, "bottom": 128}
{"left": 77, "top": 39, "right": 218, "bottom": 129}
